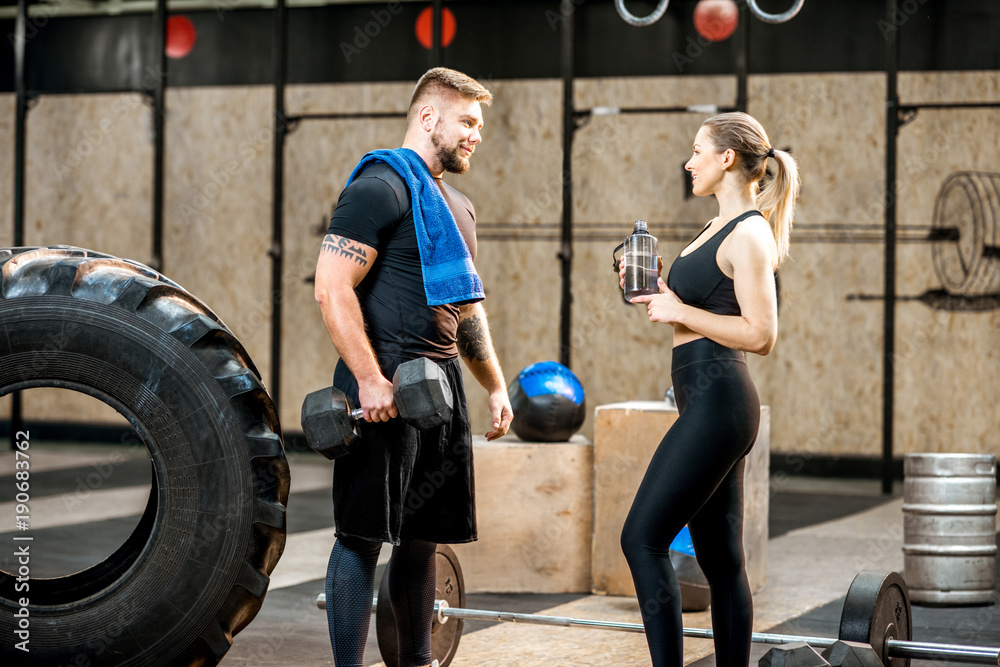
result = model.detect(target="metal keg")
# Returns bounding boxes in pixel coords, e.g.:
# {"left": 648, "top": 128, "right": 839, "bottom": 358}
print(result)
{"left": 903, "top": 453, "right": 997, "bottom": 605}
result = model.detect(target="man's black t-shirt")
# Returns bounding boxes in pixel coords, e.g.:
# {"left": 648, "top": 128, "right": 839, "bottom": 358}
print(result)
{"left": 327, "top": 161, "right": 478, "bottom": 361}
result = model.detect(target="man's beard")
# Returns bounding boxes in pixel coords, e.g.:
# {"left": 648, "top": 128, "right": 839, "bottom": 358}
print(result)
{"left": 431, "top": 127, "right": 470, "bottom": 175}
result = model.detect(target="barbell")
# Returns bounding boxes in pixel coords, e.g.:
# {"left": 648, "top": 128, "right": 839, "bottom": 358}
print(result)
{"left": 315, "top": 545, "right": 1000, "bottom": 667}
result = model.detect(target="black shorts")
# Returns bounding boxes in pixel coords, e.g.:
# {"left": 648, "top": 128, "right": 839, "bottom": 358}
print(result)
{"left": 331, "top": 355, "right": 477, "bottom": 545}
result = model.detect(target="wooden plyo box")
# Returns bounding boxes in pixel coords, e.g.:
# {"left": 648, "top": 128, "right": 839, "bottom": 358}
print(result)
{"left": 591, "top": 401, "right": 770, "bottom": 596}
{"left": 453, "top": 434, "right": 594, "bottom": 594}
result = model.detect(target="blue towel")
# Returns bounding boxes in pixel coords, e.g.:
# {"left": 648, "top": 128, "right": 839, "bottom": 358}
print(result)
{"left": 346, "top": 148, "right": 484, "bottom": 306}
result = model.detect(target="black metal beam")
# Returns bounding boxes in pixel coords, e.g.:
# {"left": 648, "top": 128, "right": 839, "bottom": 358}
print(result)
{"left": 10, "top": 0, "right": 28, "bottom": 451}
{"left": 736, "top": 1, "right": 749, "bottom": 112}
{"left": 13, "top": 0, "right": 26, "bottom": 249}
{"left": 270, "top": 0, "right": 288, "bottom": 415}
{"left": 558, "top": 0, "right": 574, "bottom": 369}
{"left": 882, "top": 0, "right": 900, "bottom": 496}
{"left": 150, "top": 0, "right": 166, "bottom": 272}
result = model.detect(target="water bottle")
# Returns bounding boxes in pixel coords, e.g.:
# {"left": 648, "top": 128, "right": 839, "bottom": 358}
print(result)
{"left": 613, "top": 220, "right": 659, "bottom": 302}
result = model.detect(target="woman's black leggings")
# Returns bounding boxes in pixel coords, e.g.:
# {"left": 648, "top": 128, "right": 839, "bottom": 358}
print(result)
{"left": 325, "top": 536, "right": 437, "bottom": 667}
{"left": 621, "top": 338, "right": 760, "bottom": 667}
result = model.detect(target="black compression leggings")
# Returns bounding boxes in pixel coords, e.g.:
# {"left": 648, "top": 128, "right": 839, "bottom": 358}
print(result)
{"left": 621, "top": 338, "right": 760, "bottom": 667}
{"left": 325, "top": 536, "right": 437, "bottom": 667}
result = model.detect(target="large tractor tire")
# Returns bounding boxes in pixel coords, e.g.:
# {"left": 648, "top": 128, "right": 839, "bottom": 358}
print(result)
{"left": 0, "top": 246, "right": 290, "bottom": 666}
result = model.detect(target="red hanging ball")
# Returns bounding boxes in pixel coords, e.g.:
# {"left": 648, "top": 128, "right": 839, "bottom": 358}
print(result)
{"left": 166, "top": 16, "right": 197, "bottom": 59}
{"left": 694, "top": 0, "right": 739, "bottom": 42}
{"left": 415, "top": 6, "right": 457, "bottom": 50}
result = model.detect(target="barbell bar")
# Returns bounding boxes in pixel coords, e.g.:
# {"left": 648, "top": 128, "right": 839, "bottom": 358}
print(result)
{"left": 316, "top": 595, "right": 1000, "bottom": 665}
{"left": 428, "top": 604, "right": 1000, "bottom": 664}
{"left": 435, "top": 603, "right": 1000, "bottom": 664}
{"left": 315, "top": 547, "right": 1000, "bottom": 667}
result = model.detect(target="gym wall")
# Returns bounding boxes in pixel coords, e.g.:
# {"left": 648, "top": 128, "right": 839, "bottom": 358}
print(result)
{"left": 2, "top": 1, "right": 999, "bottom": 466}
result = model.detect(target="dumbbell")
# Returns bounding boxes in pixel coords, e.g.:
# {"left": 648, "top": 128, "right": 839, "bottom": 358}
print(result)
{"left": 301, "top": 357, "right": 454, "bottom": 460}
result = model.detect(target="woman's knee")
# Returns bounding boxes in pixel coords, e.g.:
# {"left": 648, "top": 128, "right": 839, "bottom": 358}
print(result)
{"left": 620, "top": 514, "right": 644, "bottom": 564}
{"left": 695, "top": 545, "right": 745, "bottom": 583}
{"left": 622, "top": 514, "right": 666, "bottom": 567}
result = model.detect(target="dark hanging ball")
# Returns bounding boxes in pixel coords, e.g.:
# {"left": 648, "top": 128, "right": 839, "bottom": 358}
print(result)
{"left": 508, "top": 361, "right": 586, "bottom": 442}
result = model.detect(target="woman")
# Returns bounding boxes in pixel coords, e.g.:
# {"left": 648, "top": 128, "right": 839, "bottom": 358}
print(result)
{"left": 619, "top": 111, "right": 799, "bottom": 666}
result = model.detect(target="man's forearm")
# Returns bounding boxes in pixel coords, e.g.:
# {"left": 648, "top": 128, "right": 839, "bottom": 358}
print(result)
{"left": 457, "top": 303, "right": 506, "bottom": 393}
{"left": 319, "top": 285, "right": 383, "bottom": 384}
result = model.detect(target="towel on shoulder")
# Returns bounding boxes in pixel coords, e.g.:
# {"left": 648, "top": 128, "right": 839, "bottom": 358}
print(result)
{"left": 347, "top": 148, "right": 485, "bottom": 306}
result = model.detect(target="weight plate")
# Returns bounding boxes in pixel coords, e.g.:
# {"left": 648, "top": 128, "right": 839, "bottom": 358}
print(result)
{"left": 376, "top": 544, "right": 465, "bottom": 667}
{"left": 432, "top": 544, "right": 465, "bottom": 666}
{"left": 839, "top": 571, "right": 912, "bottom": 667}
{"left": 931, "top": 172, "right": 1000, "bottom": 296}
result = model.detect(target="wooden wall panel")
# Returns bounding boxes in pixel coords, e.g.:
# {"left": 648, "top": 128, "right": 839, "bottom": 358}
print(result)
{"left": 0, "top": 93, "right": 13, "bottom": 249}
{"left": 162, "top": 86, "right": 274, "bottom": 400}
{"left": 746, "top": 73, "right": 887, "bottom": 457}
{"left": 18, "top": 92, "right": 153, "bottom": 424}
{"left": 892, "top": 71, "right": 1000, "bottom": 454}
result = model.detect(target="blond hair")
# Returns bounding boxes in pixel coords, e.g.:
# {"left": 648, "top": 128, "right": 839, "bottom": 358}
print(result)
{"left": 702, "top": 112, "right": 800, "bottom": 264}
{"left": 407, "top": 67, "right": 493, "bottom": 126}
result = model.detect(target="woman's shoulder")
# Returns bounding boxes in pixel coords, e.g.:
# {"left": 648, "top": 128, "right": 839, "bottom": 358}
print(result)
{"left": 728, "top": 213, "right": 778, "bottom": 266}
{"left": 730, "top": 212, "right": 772, "bottom": 241}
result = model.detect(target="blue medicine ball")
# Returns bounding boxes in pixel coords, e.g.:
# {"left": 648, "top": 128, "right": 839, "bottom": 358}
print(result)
{"left": 508, "top": 361, "right": 586, "bottom": 442}
{"left": 669, "top": 526, "right": 710, "bottom": 612}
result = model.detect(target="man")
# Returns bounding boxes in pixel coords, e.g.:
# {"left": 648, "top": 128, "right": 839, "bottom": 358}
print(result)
{"left": 314, "top": 67, "right": 512, "bottom": 667}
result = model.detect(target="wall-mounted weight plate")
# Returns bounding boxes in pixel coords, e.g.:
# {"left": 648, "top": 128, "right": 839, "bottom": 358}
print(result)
{"left": 839, "top": 571, "right": 913, "bottom": 667}
{"left": 931, "top": 172, "right": 1000, "bottom": 297}
{"left": 376, "top": 544, "right": 466, "bottom": 667}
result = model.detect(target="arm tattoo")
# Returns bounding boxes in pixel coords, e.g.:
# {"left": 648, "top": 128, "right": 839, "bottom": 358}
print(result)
{"left": 320, "top": 234, "right": 368, "bottom": 267}
{"left": 457, "top": 315, "right": 491, "bottom": 362}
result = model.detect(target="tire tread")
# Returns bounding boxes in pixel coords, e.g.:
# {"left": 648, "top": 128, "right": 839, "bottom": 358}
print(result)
{"left": 0, "top": 246, "right": 288, "bottom": 666}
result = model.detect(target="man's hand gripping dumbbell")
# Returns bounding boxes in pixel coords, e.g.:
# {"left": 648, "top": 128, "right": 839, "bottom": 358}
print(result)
{"left": 300, "top": 357, "right": 454, "bottom": 460}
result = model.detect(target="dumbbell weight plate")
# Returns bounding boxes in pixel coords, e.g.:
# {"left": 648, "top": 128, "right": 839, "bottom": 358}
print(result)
{"left": 300, "top": 385, "right": 360, "bottom": 460}
{"left": 393, "top": 357, "right": 454, "bottom": 430}
{"left": 303, "top": 357, "right": 453, "bottom": 461}
{"left": 376, "top": 544, "right": 465, "bottom": 667}
{"left": 839, "top": 570, "right": 912, "bottom": 667}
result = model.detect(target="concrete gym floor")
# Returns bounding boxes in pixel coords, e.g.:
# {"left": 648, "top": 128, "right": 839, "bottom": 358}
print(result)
{"left": 1, "top": 442, "right": 998, "bottom": 666}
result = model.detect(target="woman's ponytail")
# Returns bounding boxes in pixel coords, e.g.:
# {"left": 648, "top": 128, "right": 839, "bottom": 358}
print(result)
{"left": 756, "top": 148, "right": 799, "bottom": 264}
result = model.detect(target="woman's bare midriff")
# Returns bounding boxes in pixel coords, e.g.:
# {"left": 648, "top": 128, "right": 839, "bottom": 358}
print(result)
{"left": 671, "top": 323, "right": 705, "bottom": 348}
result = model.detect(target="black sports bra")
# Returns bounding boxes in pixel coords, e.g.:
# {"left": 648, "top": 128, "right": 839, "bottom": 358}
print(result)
{"left": 666, "top": 210, "right": 761, "bottom": 317}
